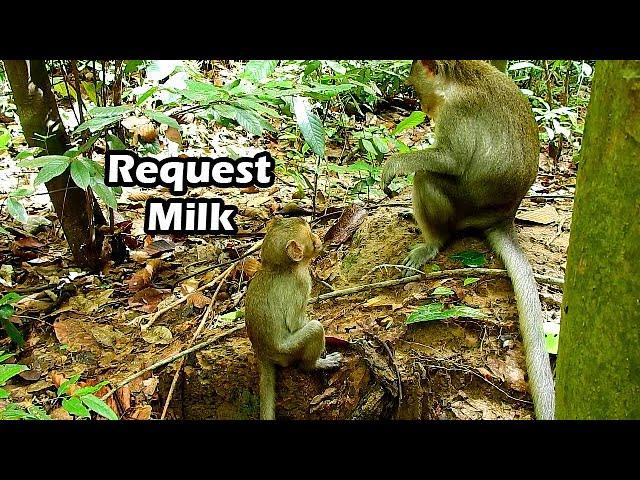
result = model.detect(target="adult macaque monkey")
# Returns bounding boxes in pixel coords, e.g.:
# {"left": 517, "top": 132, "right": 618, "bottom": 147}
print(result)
{"left": 381, "top": 60, "right": 555, "bottom": 420}
{"left": 245, "top": 217, "right": 342, "bottom": 420}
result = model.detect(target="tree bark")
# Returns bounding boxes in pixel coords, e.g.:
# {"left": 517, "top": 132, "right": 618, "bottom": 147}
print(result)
{"left": 3, "top": 60, "right": 106, "bottom": 270}
{"left": 555, "top": 60, "right": 640, "bottom": 419}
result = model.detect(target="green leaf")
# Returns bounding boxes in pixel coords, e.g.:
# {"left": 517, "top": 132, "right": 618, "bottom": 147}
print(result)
{"left": 19, "top": 154, "right": 68, "bottom": 169}
{"left": 0, "top": 388, "right": 8, "bottom": 399}
{"left": 432, "top": 287, "right": 454, "bottom": 296}
{"left": 15, "top": 147, "right": 42, "bottom": 160}
{"left": 136, "top": 86, "right": 158, "bottom": 105}
{"left": 372, "top": 136, "right": 389, "bottom": 154}
{"left": 144, "top": 110, "right": 180, "bottom": 130}
{"left": 57, "top": 373, "right": 81, "bottom": 396}
{"left": 63, "top": 396, "right": 90, "bottom": 418}
{"left": 146, "top": 60, "right": 181, "bottom": 81}
{"left": 292, "top": 96, "right": 325, "bottom": 157}
{"left": 405, "top": 303, "right": 485, "bottom": 324}
{"left": 0, "top": 363, "right": 29, "bottom": 385}
{"left": 0, "top": 352, "right": 14, "bottom": 363}
{"left": 6, "top": 197, "right": 28, "bottom": 223}
{"left": 450, "top": 250, "right": 487, "bottom": 268}
{"left": 81, "top": 394, "right": 118, "bottom": 420}
{"left": 361, "top": 138, "right": 377, "bottom": 157}
{"left": 106, "top": 134, "right": 126, "bottom": 150}
{"left": 392, "top": 111, "right": 427, "bottom": 136}
{"left": 1, "top": 315, "right": 25, "bottom": 347}
{"left": 124, "top": 60, "right": 144, "bottom": 74}
{"left": 89, "top": 105, "right": 133, "bottom": 118}
{"left": 235, "top": 109, "right": 264, "bottom": 136}
{"left": 0, "top": 226, "right": 8, "bottom": 236}
{"left": 10, "top": 188, "right": 32, "bottom": 198}
{"left": 0, "top": 130, "right": 11, "bottom": 148}
{"left": 0, "top": 293, "right": 21, "bottom": 307}
{"left": 463, "top": 277, "right": 480, "bottom": 286}
{"left": 72, "top": 380, "right": 108, "bottom": 397}
{"left": 34, "top": 156, "right": 70, "bottom": 186}
{"left": 544, "top": 322, "right": 560, "bottom": 355}
{"left": 180, "top": 79, "right": 225, "bottom": 103}
{"left": 241, "top": 60, "right": 278, "bottom": 83}
{"left": 26, "top": 405, "right": 51, "bottom": 420}
{"left": 324, "top": 60, "right": 347, "bottom": 75}
{"left": 219, "top": 309, "right": 244, "bottom": 321}
{"left": 70, "top": 159, "right": 91, "bottom": 190}
{"left": 82, "top": 81, "right": 98, "bottom": 104}
{"left": 92, "top": 180, "right": 118, "bottom": 209}
{"left": 75, "top": 115, "right": 121, "bottom": 135}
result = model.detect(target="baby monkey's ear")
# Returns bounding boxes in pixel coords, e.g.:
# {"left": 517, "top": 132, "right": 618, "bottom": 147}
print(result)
{"left": 285, "top": 239, "right": 305, "bottom": 262}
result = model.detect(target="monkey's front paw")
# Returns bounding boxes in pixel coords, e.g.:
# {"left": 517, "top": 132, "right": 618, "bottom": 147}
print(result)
{"left": 402, "top": 243, "right": 439, "bottom": 277}
{"left": 316, "top": 352, "right": 342, "bottom": 370}
{"left": 380, "top": 157, "right": 401, "bottom": 196}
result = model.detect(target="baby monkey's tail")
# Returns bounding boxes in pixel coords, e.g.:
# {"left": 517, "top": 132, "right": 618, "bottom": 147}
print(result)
{"left": 486, "top": 225, "right": 555, "bottom": 420}
{"left": 258, "top": 359, "right": 276, "bottom": 420}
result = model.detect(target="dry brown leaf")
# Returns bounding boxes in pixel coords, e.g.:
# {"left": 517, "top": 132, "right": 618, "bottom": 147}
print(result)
{"left": 323, "top": 205, "right": 367, "bottom": 246}
{"left": 131, "top": 405, "right": 152, "bottom": 420}
{"left": 187, "top": 291, "right": 211, "bottom": 309}
{"left": 128, "top": 259, "right": 164, "bottom": 292}
{"left": 116, "top": 385, "right": 131, "bottom": 412}
{"left": 179, "top": 278, "right": 200, "bottom": 295}
{"left": 138, "top": 124, "right": 157, "bottom": 143}
{"left": 516, "top": 205, "right": 559, "bottom": 225}
{"left": 129, "top": 287, "right": 172, "bottom": 313}
{"left": 128, "top": 192, "right": 152, "bottom": 203}
{"left": 141, "top": 326, "right": 173, "bottom": 345}
{"left": 235, "top": 257, "right": 261, "bottom": 278}
{"left": 165, "top": 127, "right": 182, "bottom": 144}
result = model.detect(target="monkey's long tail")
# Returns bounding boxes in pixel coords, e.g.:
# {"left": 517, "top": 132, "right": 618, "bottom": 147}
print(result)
{"left": 258, "top": 359, "right": 276, "bottom": 420}
{"left": 486, "top": 226, "right": 555, "bottom": 420}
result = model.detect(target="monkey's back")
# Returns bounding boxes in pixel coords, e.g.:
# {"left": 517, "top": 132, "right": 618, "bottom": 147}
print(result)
{"left": 245, "top": 266, "right": 310, "bottom": 358}
{"left": 444, "top": 62, "right": 539, "bottom": 220}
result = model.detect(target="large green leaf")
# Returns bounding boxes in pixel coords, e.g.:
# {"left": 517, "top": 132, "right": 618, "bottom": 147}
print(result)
{"left": 144, "top": 110, "right": 180, "bottom": 130}
{"left": 89, "top": 105, "right": 133, "bottom": 118}
{"left": 241, "top": 60, "right": 278, "bottom": 83}
{"left": 6, "top": 197, "right": 27, "bottom": 223}
{"left": 235, "top": 109, "right": 264, "bottom": 136}
{"left": 180, "top": 79, "right": 226, "bottom": 103}
{"left": 450, "top": 250, "right": 487, "bottom": 268}
{"left": 405, "top": 303, "right": 485, "bottom": 325}
{"left": 81, "top": 394, "right": 118, "bottom": 420}
{"left": 19, "top": 154, "right": 68, "bottom": 169}
{"left": 34, "top": 156, "right": 70, "bottom": 186}
{"left": 292, "top": 96, "right": 325, "bottom": 157}
{"left": 57, "top": 373, "right": 81, "bottom": 396}
{"left": 1, "top": 315, "right": 25, "bottom": 347}
{"left": 70, "top": 159, "right": 91, "bottom": 190}
{"left": 392, "top": 111, "right": 427, "bottom": 136}
{"left": 74, "top": 115, "right": 121, "bottom": 134}
{"left": 91, "top": 179, "right": 118, "bottom": 209}
{"left": 0, "top": 293, "right": 21, "bottom": 307}
{"left": 0, "top": 363, "right": 28, "bottom": 385}
{"left": 63, "top": 396, "right": 90, "bottom": 418}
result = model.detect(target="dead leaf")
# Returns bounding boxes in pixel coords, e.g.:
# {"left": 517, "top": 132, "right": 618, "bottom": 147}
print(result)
{"left": 516, "top": 205, "right": 559, "bottom": 225}
{"left": 91, "top": 324, "right": 125, "bottom": 348}
{"left": 130, "top": 405, "right": 152, "bottom": 420}
{"left": 141, "top": 326, "right": 173, "bottom": 345}
{"left": 51, "top": 407, "right": 74, "bottom": 420}
{"left": 144, "top": 240, "right": 175, "bottom": 256}
{"left": 234, "top": 257, "right": 261, "bottom": 278}
{"left": 129, "top": 287, "right": 172, "bottom": 313}
{"left": 142, "top": 377, "right": 159, "bottom": 397}
{"left": 165, "top": 127, "right": 182, "bottom": 144}
{"left": 187, "top": 291, "right": 211, "bottom": 309}
{"left": 323, "top": 205, "right": 367, "bottom": 246}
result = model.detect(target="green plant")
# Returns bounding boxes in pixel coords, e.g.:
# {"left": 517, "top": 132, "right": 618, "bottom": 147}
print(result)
{"left": 55, "top": 374, "right": 118, "bottom": 420}
{"left": 0, "top": 293, "right": 24, "bottom": 346}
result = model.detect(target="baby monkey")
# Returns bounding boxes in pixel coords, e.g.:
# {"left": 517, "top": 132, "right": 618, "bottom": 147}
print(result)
{"left": 245, "top": 217, "right": 342, "bottom": 420}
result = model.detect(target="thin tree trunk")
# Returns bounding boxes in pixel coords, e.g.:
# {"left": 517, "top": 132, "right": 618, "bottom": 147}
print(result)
{"left": 555, "top": 60, "right": 640, "bottom": 419}
{"left": 3, "top": 60, "right": 106, "bottom": 270}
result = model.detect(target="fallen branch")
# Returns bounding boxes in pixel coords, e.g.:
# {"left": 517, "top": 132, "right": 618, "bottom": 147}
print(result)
{"left": 309, "top": 268, "right": 563, "bottom": 304}
{"left": 101, "top": 323, "right": 246, "bottom": 402}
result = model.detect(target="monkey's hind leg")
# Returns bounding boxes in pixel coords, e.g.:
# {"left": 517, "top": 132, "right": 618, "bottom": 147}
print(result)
{"left": 403, "top": 173, "right": 453, "bottom": 276}
{"left": 281, "top": 320, "right": 342, "bottom": 371}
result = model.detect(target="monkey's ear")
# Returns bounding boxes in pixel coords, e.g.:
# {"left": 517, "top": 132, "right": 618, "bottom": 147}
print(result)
{"left": 285, "top": 239, "right": 305, "bottom": 262}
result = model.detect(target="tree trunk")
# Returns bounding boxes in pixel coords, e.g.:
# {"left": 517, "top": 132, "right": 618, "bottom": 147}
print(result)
{"left": 3, "top": 60, "right": 106, "bottom": 270}
{"left": 555, "top": 60, "right": 640, "bottom": 419}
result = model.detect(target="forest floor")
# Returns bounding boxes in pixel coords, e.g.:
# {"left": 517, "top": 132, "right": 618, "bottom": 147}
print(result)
{"left": 0, "top": 97, "right": 577, "bottom": 419}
